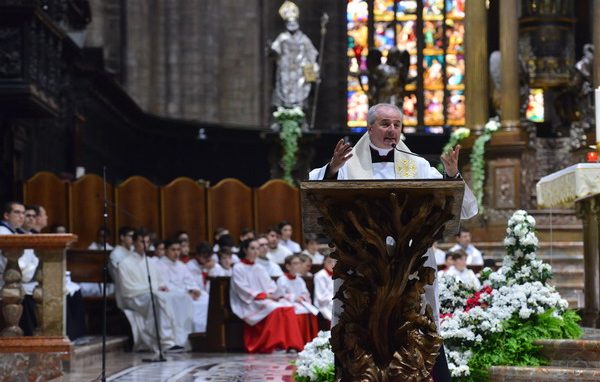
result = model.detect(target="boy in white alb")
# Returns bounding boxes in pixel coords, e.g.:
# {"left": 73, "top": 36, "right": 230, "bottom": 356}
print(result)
{"left": 313, "top": 254, "right": 336, "bottom": 325}
{"left": 446, "top": 250, "right": 481, "bottom": 290}
{"left": 157, "top": 240, "right": 209, "bottom": 332}
{"left": 276, "top": 254, "right": 318, "bottom": 344}
{"left": 208, "top": 247, "right": 234, "bottom": 277}
{"left": 230, "top": 239, "right": 304, "bottom": 353}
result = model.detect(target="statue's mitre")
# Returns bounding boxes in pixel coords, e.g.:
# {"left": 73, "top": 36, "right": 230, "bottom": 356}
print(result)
{"left": 279, "top": 1, "right": 299, "bottom": 21}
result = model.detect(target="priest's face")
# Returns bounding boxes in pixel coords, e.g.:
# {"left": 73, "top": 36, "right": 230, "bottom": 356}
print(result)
{"left": 280, "top": 224, "right": 292, "bottom": 240}
{"left": 3, "top": 202, "right": 25, "bottom": 229}
{"left": 368, "top": 106, "right": 403, "bottom": 149}
{"left": 134, "top": 235, "right": 151, "bottom": 254}
{"left": 165, "top": 243, "right": 181, "bottom": 262}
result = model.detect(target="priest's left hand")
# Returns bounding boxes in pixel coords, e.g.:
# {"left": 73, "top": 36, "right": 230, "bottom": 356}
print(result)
{"left": 440, "top": 144, "right": 460, "bottom": 178}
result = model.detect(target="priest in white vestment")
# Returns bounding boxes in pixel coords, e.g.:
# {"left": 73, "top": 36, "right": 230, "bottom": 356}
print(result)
{"left": 308, "top": 103, "right": 477, "bottom": 382}
{"left": 117, "top": 231, "right": 193, "bottom": 352}
{"left": 157, "top": 240, "right": 209, "bottom": 332}
{"left": 230, "top": 239, "right": 304, "bottom": 353}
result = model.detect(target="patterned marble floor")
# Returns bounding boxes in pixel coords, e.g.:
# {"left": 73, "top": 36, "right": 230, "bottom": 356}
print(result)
{"left": 55, "top": 352, "right": 298, "bottom": 382}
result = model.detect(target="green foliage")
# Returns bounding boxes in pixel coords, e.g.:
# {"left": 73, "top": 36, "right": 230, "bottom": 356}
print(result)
{"left": 437, "top": 127, "right": 470, "bottom": 172}
{"left": 456, "top": 310, "right": 583, "bottom": 382}
{"left": 469, "top": 132, "right": 492, "bottom": 215}
{"left": 273, "top": 107, "right": 304, "bottom": 185}
{"left": 294, "top": 364, "right": 335, "bottom": 382}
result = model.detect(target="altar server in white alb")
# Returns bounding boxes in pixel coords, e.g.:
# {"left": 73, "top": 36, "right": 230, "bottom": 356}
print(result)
{"left": 117, "top": 231, "right": 193, "bottom": 352}
{"left": 157, "top": 240, "right": 209, "bottom": 332}
{"left": 276, "top": 254, "right": 319, "bottom": 344}
{"left": 230, "top": 239, "right": 304, "bottom": 353}
{"left": 309, "top": 103, "right": 478, "bottom": 382}
{"left": 313, "top": 254, "right": 336, "bottom": 324}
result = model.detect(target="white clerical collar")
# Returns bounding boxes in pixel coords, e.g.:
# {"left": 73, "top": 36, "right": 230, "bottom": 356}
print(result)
{"left": 369, "top": 143, "right": 393, "bottom": 156}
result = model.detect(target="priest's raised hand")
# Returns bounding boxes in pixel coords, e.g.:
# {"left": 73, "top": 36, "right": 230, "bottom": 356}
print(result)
{"left": 440, "top": 144, "right": 461, "bottom": 178}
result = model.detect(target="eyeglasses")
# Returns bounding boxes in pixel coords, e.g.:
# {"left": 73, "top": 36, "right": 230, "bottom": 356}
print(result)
{"left": 259, "top": 243, "right": 269, "bottom": 247}
{"left": 25, "top": 214, "right": 36, "bottom": 218}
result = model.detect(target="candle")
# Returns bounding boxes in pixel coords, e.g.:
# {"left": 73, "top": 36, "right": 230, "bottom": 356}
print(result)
{"left": 595, "top": 87, "right": 600, "bottom": 142}
{"left": 588, "top": 151, "right": 599, "bottom": 163}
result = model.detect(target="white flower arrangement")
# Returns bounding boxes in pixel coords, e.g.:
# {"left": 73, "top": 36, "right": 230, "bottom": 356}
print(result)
{"left": 440, "top": 210, "right": 571, "bottom": 378}
{"left": 294, "top": 331, "right": 335, "bottom": 382}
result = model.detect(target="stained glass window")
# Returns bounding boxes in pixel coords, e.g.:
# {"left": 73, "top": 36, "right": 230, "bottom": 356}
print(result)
{"left": 526, "top": 88, "right": 544, "bottom": 123}
{"left": 346, "top": 0, "right": 466, "bottom": 133}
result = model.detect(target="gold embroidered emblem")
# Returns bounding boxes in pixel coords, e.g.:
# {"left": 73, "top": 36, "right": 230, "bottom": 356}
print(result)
{"left": 396, "top": 159, "right": 417, "bottom": 178}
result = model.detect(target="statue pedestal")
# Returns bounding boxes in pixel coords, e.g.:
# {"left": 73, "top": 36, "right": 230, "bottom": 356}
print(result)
{"left": 301, "top": 180, "right": 464, "bottom": 381}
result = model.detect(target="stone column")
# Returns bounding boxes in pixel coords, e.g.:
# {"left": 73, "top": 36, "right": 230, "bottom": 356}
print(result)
{"left": 464, "top": 0, "right": 489, "bottom": 133}
{"left": 499, "top": 0, "right": 520, "bottom": 130}
{"left": 575, "top": 194, "right": 600, "bottom": 328}
{"left": 0, "top": 250, "right": 25, "bottom": 337}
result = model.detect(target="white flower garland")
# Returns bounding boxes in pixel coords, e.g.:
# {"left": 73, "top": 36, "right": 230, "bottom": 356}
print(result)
{"left": 294, "top": 331, "right": 335, "bottom": 381}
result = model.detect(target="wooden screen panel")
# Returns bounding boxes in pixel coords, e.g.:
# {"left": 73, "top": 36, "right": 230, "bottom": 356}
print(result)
{"left": 69, "top": 174, "right": 115, "bottom": 249}
{"left": 22, "top": 172, "right": 68, "bottom": 233}
{"left": 254, "top": 179, "right": 302, "bottom": 243}
{"left": 160, "top": 177, "right": 208, "bottom": 249}
{"left": 208, "top": 178, "right": 253, "bottom": 243}
{"left": 115, "top": 176, "right": 160, "bottom": 237}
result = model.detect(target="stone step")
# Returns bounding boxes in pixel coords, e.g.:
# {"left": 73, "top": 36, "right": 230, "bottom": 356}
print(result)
{"left": 63, "top": 336, "right": 129, "bottom": 371}
{"left": 535, "top": 339, "right": 600, "bottom": 368}
{"left": 583, "top": 327, "right": 600, "bottom": 340}
{"left": 489, "top": 365, "right": 600, "bottom": 381}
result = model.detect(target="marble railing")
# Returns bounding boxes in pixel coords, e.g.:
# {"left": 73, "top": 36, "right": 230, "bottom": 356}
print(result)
{"left": 0, "top": 234, "right": 77, "bottom": 337}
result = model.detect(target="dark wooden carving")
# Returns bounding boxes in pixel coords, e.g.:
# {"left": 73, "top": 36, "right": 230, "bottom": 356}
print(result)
{"left": 301, "top": 180, "right": 464, "bottom": 381}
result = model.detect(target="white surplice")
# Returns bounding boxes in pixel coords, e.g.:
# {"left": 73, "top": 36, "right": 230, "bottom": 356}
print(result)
{"left": 313, "top": 269, "right": 334, "bottom": 321}
{"left": 208, "top": 263, "right": 233, "bottom": 277}
{"left": 267, "top": 244, "right": 292, "bottom": 264}
{"left": 229, "top": 261, "right": 293, "bottom": 326}
{"left": 308, "top": 132, "right": 478, "bottom": 329}
{"left": 186, "top": 258, "right": 211, "bottom": 293}
{"left": 301, "top": 250, "right": 325, "bottom": 265}
{"left": 449, "top": 243, "right": 484, "bottom": 266}
{"left": 276, "top": 274, "right": 316, "bottom": 315}
{"left": 256, "top": 256, "right": 284, "bottom": 277}
{"left": 117, "top": 251, "right": 193, "bottom": 350}
{"left": 157, "top": 257, "right": 209, "bottom": 332}
{"left": 446, "top": 266, "right": 481, "bottom": 290}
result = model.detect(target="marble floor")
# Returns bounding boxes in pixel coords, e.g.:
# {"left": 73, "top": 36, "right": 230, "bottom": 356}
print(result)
{"left": 54, "top": 352, "right": 298, "bottom": 382}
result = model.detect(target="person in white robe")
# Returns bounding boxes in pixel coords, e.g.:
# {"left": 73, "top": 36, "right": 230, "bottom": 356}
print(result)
{"left": 157, "top": 240, "right": 209, "bottom": 332}
{"left": 449, "top": 228, "right": 484, "bottom": 265}
{"left": 277, "top": 254, "right": 319, "bottom": 343}
{"left": 313, "top": 254, "right": 336, "bottom": 322}
{"left": 117, "top": 231, "right": 193, "bottom": 352}
{"left": 88, "top": 227, "right": 114, "bottom": 250}
{"left": 308, "top": 103, "right": 478, "bottom": 380}
{"left": 301, "top": 234, "right": 324, "bottom": 265}
{"left": 230, "top": 239, "right": 304, "bottom": 353}
{"left": 209, "top": 247, "right": 234, "bottom": 277}
{"left": 446, "top": 250, "right": 481, "bottom": 290}
{"left": 278, "top": 221, "right": 302, "bottom": 253}
{"left": 186, "top": 249, "right": 215, "bottom": 294}
{"left": 256, "top": 236, "right": 284, "bottom": 277}
{"left": 266, "top": 227, "right": 292, "bottom": 264}
{"left": 109, "top": 226, "right": 134, "bottom": 279}
{"left": 432, "top": 241, "right": 447, "bottom": 266}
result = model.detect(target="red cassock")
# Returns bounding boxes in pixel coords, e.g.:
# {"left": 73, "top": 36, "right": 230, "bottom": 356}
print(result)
{"left": 231, "top": 259, "right": 304, "bottom": 353}
{"left": 276, "top": 273, "right": 320, "bottom": 345}
{"left": 243, "top": 305, "right": 304, "bottom": 353}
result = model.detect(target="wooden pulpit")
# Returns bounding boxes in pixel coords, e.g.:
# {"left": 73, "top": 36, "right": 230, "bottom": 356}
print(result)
{"left": 301, "top": 180, "right": 464, "bottom": 382}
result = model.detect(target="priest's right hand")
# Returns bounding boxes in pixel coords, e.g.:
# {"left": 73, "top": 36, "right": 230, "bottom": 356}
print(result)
{"left": 327, "top": 139, "right": 353, "bottom": 177}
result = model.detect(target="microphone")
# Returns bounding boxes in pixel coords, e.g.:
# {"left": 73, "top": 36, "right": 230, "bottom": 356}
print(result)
{"left": 391, "top": 143, "right": 424, "bottom": 158}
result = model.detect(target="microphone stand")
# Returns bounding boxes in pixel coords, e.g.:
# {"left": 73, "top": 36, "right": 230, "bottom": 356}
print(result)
{"left": 141, "top": 237, "right": 166, "bottom": 362}
{"left": 101, "top": 166, "right": 109, "bottom": 382}
{"left": 391, "top": 143, "right": 424, "bottom": 158}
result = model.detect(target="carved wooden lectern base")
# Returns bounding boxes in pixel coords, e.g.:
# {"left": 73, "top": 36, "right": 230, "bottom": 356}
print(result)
{"left": 301, "top": 180, "right": 464, "bottom": 382}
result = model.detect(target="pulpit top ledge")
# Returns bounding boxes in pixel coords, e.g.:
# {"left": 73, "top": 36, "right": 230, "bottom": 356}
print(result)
{"left": 300, "top": 179, "right": 465, "bottom": 237}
